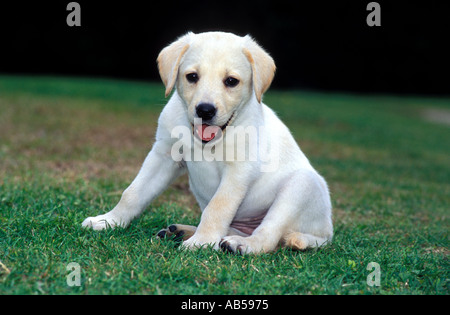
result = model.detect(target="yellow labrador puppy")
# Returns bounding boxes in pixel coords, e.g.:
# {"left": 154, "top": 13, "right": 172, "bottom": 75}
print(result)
{"left": 82, "top": 32, "right": 333, "bottom": 254}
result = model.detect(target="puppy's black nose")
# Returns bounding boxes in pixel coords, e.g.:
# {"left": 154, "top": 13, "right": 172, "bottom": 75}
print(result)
{"left": 196, "top": 103, "right": 217, "bottom": 121}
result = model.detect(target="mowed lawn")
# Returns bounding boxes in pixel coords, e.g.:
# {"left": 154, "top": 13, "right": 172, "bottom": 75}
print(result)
{"left": 0, "top": 75, "right": 448, "bottom": 295}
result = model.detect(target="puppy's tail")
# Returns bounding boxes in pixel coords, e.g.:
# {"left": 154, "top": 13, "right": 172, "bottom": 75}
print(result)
{"left": 282, "top": 232, "right": 331, "bottom": 250}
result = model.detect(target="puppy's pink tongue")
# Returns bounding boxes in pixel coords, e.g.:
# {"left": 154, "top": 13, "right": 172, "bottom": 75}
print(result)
{"left": 196, "top": 124, "right": 220, "bottom": 141}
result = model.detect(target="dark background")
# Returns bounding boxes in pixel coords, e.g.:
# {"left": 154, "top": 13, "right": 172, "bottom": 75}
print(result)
{"left": 0, "top": 0, "right": 449, "bottom": 95}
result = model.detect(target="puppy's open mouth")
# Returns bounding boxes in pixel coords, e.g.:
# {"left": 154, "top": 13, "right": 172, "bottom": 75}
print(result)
{"left": 193, "top": 112, "right": 235, "bottom": 143}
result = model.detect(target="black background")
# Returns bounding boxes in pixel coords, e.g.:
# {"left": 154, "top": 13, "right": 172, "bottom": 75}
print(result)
{"left": 1, "top": 0, "right": 449, "bottom": 95}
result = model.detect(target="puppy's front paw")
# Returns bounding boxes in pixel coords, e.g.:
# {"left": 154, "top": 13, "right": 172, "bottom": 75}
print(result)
{"left": 182, "top": 234, "right": 221, "bottom": 250}
{"left": 219, "top": 235, "right": 261, "bottom": 254}
{"left": 81, "top": 212, "right": 126, "bottom": 230}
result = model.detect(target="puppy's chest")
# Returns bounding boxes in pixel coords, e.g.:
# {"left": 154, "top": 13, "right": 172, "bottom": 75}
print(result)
{"left": 186, "top": 161, "right": 225, "bottom": 201}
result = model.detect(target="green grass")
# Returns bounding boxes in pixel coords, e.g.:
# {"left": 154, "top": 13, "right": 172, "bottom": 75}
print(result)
{"left": 0, "top": 75, "right": 449, "bottom": 294}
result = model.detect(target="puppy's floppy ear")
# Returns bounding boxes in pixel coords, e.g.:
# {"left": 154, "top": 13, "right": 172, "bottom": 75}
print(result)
{"left": 243, "top": 36, "right": 276, "bottom": 103}
{"left": 157, "top": 33, "right": 192, "bottom": 97}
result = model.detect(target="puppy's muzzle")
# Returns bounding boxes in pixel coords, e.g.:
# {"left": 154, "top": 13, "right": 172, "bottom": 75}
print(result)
{"left": 193, "top": 103, "right": 235, "bottom": 143}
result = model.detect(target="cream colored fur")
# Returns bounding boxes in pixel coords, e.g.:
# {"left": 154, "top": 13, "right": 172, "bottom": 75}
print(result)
{"left": 82, "top": 32, "right": 333, "bottom": 254}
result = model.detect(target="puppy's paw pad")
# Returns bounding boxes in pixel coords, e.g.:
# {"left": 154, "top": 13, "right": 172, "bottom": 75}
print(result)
{"left": 156, "top": 229, "right": 167, "bottom": 238}
{"left": 168, "top": 225, "right": 178, "bottom": 233}
{"left": 156, "top": 224, "right": 189, "bottom": 241}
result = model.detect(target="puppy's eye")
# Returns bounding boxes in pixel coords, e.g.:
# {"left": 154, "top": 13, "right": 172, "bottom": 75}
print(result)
{"left": 186, "top": 73, "right": 199, "bottom": 84}
{"left": 224, "top": 77, "right": 239, "bottom": 88}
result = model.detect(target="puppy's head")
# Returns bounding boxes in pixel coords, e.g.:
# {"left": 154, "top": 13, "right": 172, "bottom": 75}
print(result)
{"left": 157, "top": 32, "right": 275, "bottom": 142}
